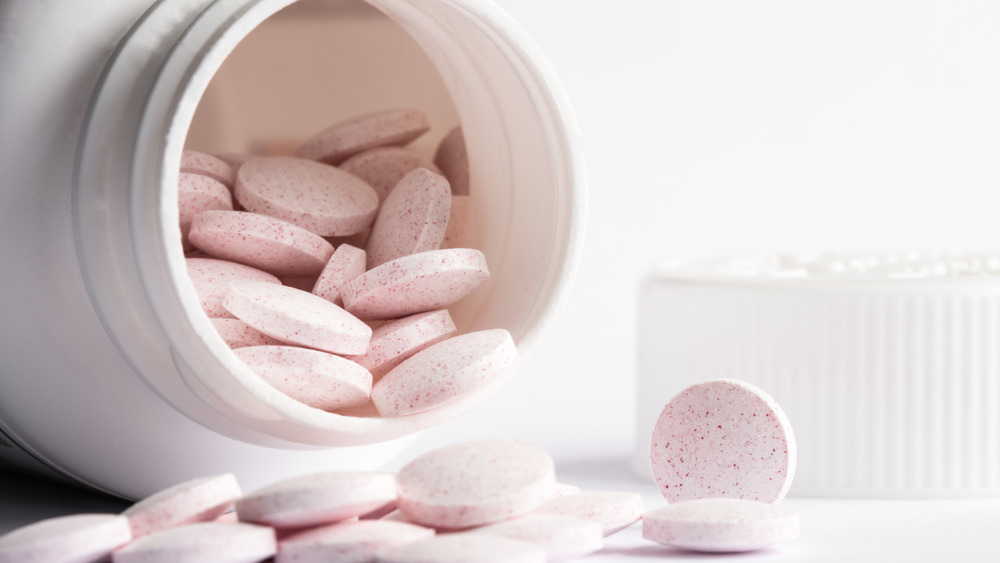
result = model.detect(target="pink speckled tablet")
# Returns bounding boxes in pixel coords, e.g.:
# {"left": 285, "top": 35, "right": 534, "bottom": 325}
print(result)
{"left": 339, "top": 146, "right": 441, "bottom": 202}
{"left": 123, "top": 474, "right": 242, "bottom": 539}
{"left": 188, "top": 210, "right": 334, "bottom": 277}
{"left": 376, "top": 535, "right": 545, "bottom": 563}
{"left": 212, "top": 317, "right": 281, "bottom": 349}
{"left": 365, "top": 168, "right": 451, "bottom": 269}
{"left": 296, "top": 109, "right": 431, "bottom": 165}
{"left": 234, "top": 346, "right": 372, "bottom": 412}
{"left": 348, "top": 310, "right": 456, "bottom": 379}
{"left": 0, "top": 514, "right": 131, "bottom": 563}
{"left": 433, "top": 126, "right": 469, "bottom": 196}
{"left": 112, "top": 522, "right": 275, "bottom": 563}
{"left": 439, "top": 195, "right": 470, "bottom": 250}
{"left": 235, "top": 156, "right": 379, "bottom": 237}
{"left": 342, "top": 248, "right": 489, "bottom": 321}
{"left": 181, "top": 149, "right": 236, "bottom": 188}
{"left": 395, "top": 440, "right": 554, "bottom": 529}
{"left": 642, "top": 498, "right": 799, "bottom": 553}
{"left": 276, "top": 520, "right": 434, "bottom": 563}
{"left": 371, "top": 329, "right": 515, "bottom": 417}
{"left": 650, "top": 379, "right": 797, "bottom": 504}
{"left": 532, "top": 491, "right": 643, "bottom": 536}
{"left": 312, "top": 244, "right": 367, "bottom": 306}
{"left": 186, "top": 258, "right": 280, "bottom": 318}
{"left": 178, "top": 173, "right": 232, "bottom": 249}
{"left": 223, "top": 281, "right": 372, "bottom": 355}
{"left": 236, "top": 472, "right": 397, "bottom": 529}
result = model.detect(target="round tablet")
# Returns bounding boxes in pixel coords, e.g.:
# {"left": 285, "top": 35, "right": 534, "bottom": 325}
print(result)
{"left": 365, "top": 168, "right": 451, "bottom": 269}
{"left": 649, "top": 379, "right": 797, "bottom": 504}
{"left": 347, "top": 309, "right": 457, "bottom": 379}
{"left": 210, "top": 318, "right": 281, "bottom": 349}
{"left": 312, "top": 244, "right": 367, "bottom": 306}
{"left": 341, "top": 248, "right": 489, "bottom": 321}
{"left": 181, "top": 149, "right": 236, "bottom": 188}
{"left": 471, "top": 514, "right": 603, "bottom": 561}
{"left": 188, "top": 210, "right": 334, "bottom": 277}
{"left": 112, "top": 522, "right": 275, "bottom": 563}
{"left": 235, "top": 156, "right": 379, "bottom": 237}
{"left": 234, "top": 346, "right": 372, "bottom": 412}
{"left": 371, "top": 329, "right": 515, "bottom": 418}
{"left": 186, "top": 258, "right": 281, "bottom": 318}
{"left": 295, "top": 109, "right": 431, "bottom": 165}
{"left": 642, "top": 498, "right": 799, "bottom": 553}
{"left": 123, "top": 474, "right": 242, "bottom": 538}
{"left": 338, "top": 146, "right": 441, "bottom": 202}
{"left": 0, "top": 514, "right": 131, "bottom": 563}
{"left": 395, "top": 440, "right": 554, "bottom": 529}
{"left": 224, "top": 281, "right": 372, "bottom": 355}
{"left": 531, "top": 491, "right": 643, "bottom": 536}
{"left": 178, "top": 173, "right": 232, "bottom": 249}
{"left": 433, "top": 126, "right": 470, "bottom": 196}
{"left": 276, "top": 519, "right": 434, "bottom": 563}
{"left": 376, "top": 534, "right": 545, "bottom": 563}
{"left": 236, "top": 471, "right": 397, "bottom": 529}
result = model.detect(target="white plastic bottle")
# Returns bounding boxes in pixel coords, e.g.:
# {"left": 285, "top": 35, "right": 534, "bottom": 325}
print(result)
{"left": 0, "top": 0, "right": 585, "bottom": 499}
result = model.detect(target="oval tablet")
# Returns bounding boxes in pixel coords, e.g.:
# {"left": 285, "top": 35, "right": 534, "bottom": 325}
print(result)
{"left": 649, "top": 379, "right": 797, "bottom": 504}
{"left": 395, "top": 440, "right": 554, "bottom": 529}
{"left": 365, "top": 168, "right": 451, "bottom": 269}
{"left": 347, "top": 309, "right": 457, "bottom": 379}
{"left": 178, "top": 173, "right": 232, "bottom": 249}
{"left": 296, "top": 108, "right": 431, "bottom": 165}
{"left": 112, "top": 522, "right": 275, "bottom": 563}
{"left": 342, "top": 248, "right": 489, "bottom": 321}
{"left": 532, "top": 491, "right": 643, "bottom": 536}
{"left": 188, "top": 210, "right": 334, "bottom": 277}
{"left": 236, "top": 471, "right": 397, "bottom": 529}
{"left": 186, "top": 258, "right": 280, "bottom": 318}
{"left": 234, "top": 346, "right": 372, "bottom": 412}
{"left": 312, "top": 244, "right": 367, "bottom": 306}
{"left": 235, "top": 156, "right": 378, "bottom": 237}
{"left": 371, "top": 329, "right": 515, "bottom": 418}
{"left": 642, "top": 498, "right": 799, "bottom": 553}
{"left": 339, "top": 146, "right": 441, "bottom": 202}
{"left": 376, "top": 534, "right": 545, "bottom": 563}
{"left": 276, "top": 520, "right": 434, "bottom": 563}
{"left": 224, "top": 281, "right": 372, "bottom": 355}
{"left": 211, "top": 318, "right": 281, "bottom": 349}
{"left": 0, "top": 514, "right": 131, "bottom": 563}
{"left": 181, "top": 149, "right": 236, "bottom": 188}
{"left": 123, "top": 474, "right": 242, "bottom": 538}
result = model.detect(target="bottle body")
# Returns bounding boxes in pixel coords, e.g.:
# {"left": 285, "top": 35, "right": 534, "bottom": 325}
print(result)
{"left": 0, "top": 0, "right": 585, "bottom": 499}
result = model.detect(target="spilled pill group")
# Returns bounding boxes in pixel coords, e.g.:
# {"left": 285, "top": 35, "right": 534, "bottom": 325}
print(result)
{"left": 177, "top": 109, "right": 503, "bottom": 419}
{"left": 0, "top": 441, "right": 643, "bottom": 563}
{"left": 0, "top": 380, "right": 801, "bottom": 561}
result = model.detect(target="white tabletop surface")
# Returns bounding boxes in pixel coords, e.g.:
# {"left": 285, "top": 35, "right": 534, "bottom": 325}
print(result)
{"left": 4, "top": 1, "right": 1000, "bottom": 561}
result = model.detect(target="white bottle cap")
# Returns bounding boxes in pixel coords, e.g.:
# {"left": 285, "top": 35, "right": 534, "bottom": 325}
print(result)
{"left": 636, "top": 253, "right": 1000, "bottom": 497}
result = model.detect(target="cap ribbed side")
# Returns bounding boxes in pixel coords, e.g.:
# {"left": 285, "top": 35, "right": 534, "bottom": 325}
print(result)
{"left": 636, "top": 255, "right": 1000, "bottom": 497}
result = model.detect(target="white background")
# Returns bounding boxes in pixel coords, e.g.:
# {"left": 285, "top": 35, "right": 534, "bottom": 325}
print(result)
{"left": 3, "top": 1, "right": 1000, "bottom": 560}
